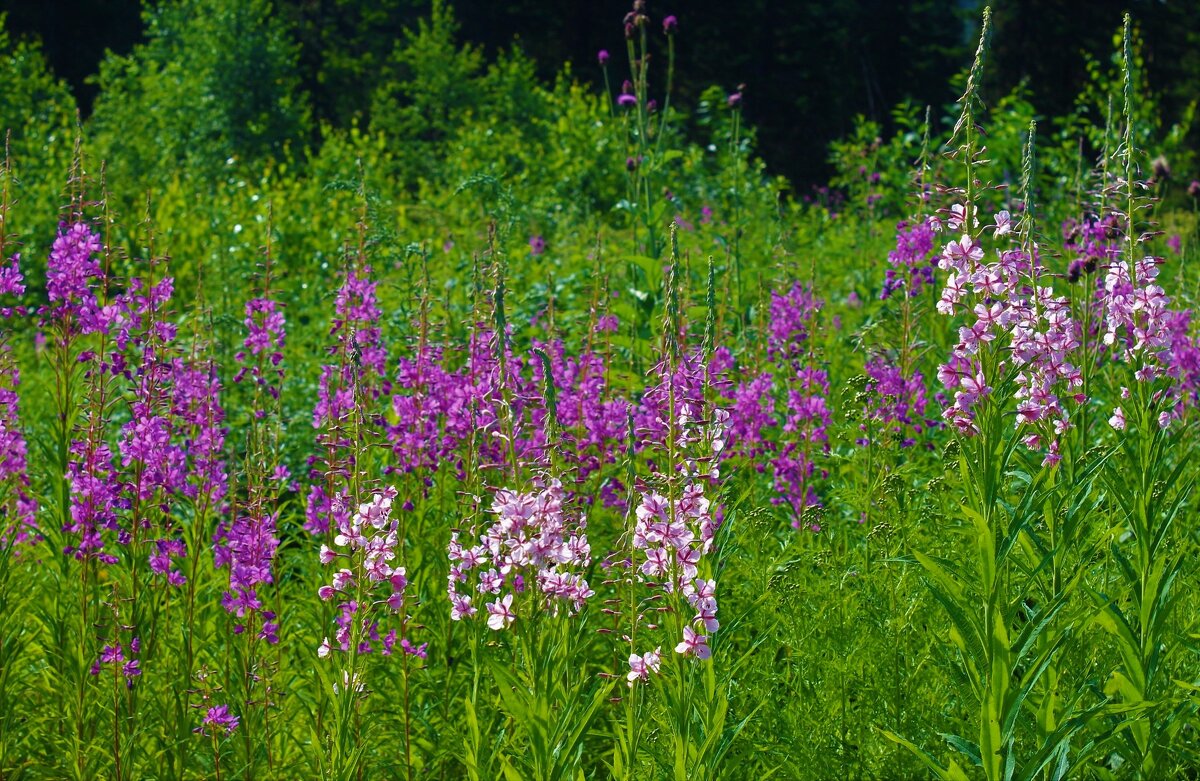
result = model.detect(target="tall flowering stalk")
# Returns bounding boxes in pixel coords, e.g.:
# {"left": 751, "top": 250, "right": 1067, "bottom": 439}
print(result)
{"left": 529, "top": 337, "right": 629, "bottom": 493}
{"left": 0, "top": 162, "right": 39, "bottom": 777}
{"left": 38, "top": 167, "right": 136, "bottom": 776}
{"left": 306, "top": 202, "right": 401, "bottom": 779}
{"left": 607, "top": 0, "right": 679, "bottom": 262}
{"left": 449, "top": 237, "right": 613, "bottom": 778}
{"left": 0, "top": 164, "right": 35, "bottom": 551}
{"left": 317, "top": 485, "right": 421, "bottom": 778}
{"left": 450, "top": 477, "right": 610, "bottom": 779}
{"left": 885, "top": 12, "right": 1100, "bottom": 779}
{"left": 1086, "top": 17, "right": 1196, "bottom": 775}
{"left": 612, "top": 231, "right": 734, "bottom": 780}
{"left": 114, "top": 211, "right": 191, "bottom": 645}
{"left": 213, "top": 227, "right": 286, "bottom": 773}
{"left": 763, "top": 282, "right": 830, "bottom": 527}
{"left": 307, "top": 232, "right": 388, "bottom": 535}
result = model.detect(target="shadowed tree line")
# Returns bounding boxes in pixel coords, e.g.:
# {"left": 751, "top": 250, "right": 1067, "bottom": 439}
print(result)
{"left": 2, "top": 0, "right": 1197, "bottom": 187}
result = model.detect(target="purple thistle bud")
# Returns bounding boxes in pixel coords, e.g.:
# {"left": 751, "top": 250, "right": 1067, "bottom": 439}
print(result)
{"left": 598, "top": 49, "right": 610, "bottom": 66}
{"left": 1151, "top": 155, "right": 1170, "bottom": 181}
{"left": 663, "top": 14, "right": 677, "bottom": 33}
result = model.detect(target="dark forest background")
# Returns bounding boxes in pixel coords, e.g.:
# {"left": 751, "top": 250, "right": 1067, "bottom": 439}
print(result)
{"left": 3, "top": 0, "right": 1198, "bottom": 187}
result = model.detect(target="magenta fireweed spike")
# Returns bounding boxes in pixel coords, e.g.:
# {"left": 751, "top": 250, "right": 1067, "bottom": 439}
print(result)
{"left": 308, "top": 256, "right": 387, "bottom": 536}
{"left": 0, "top": 252, "right": 36, "bottom": 549}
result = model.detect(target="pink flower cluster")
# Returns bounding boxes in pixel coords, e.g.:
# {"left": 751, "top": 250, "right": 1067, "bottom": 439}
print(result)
{"left": 0, "top": 380, "right": 36, "bottom": 547}
{"left": 631, "top": 484, "right": 720, "bottom": 663}
{"left": 447, "top": 478, "right": 594, "bottom": 629}
{"left": 233, "top": 297, "right": 286, "bottom": 396}
{"left": 1100, "top": 255, "right": 1173, "bottom": 371}
{"left": 171, "top": 358, "right": 228, "bottom": 508}
{"left": 42, "top": 222, "right": 106, "bottom": 339}
{"left": 933, "top": 209, "right": 1083, "bottom": 456}
{"left": 1063, "top": 214, "right": 1120, "bottom": 283}
{"left": 772, "top": 365, "right": 830, "bottom": 525}
{"left": 196, "top": 704, "right": 240, "bottom": 737}
{"left": 768, "top": 283, "right": 822, "bottom": 365}
{"left": 64, "top": 432, "right": 127, "bottom": 563}
{"left": 727, "top": 371, "right": 774, "bottom": 460}
{"left": 530, "top": 338, "right": 629, "bottom": 481}
{"left": 308, "top": 263, "right": 388, "bottom": 536}
{"left": 318, "top": 486, "right": 420, "bottom": 658}
{"left": 1165, "top": 311, "right": 1200, "bottom": 411}
{"left": 214, "top": 505, "right": 280, "bottom": 643}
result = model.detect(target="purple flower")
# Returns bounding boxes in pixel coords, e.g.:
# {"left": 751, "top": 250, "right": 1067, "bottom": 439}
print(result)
{"left": 91, "top": 637, "right": 142, "bottom": 688}
{"left": 594, "top": 314, "right": 619, "bottom": 333}
{"left": 931, "top": 206, "right": 1084, "bottom": 450}
{"left": 617, "top": 92, "right": 637, "bottom": 108}
{"left": 309, "top": 261, "right": 388, "bottom": 536}
{"left": 197, "top": 705, "right": 239, "bottom": 737}
{"left": 663, "top": 14, "right": 677, "bottom": 33}
{"left": 858, "top": 359, "right": 935, "bottom": 447}
{"left": 0, "top": 255, "right": 37, "bottom": 549}
{"left": 728, "top": 372, "right": 774, "bottom": 458}
{"left": 42, "top": 222, "right": 103, "bottom": 335}
{"left": 771, "top": 366, "right": 830, "bottom": 522}
{"left": 598, "top": 49, "right": 610, "bottom": 66}
{"left": 529, "top": 235, "right": 546, "bottom": 256}
{"left": 767, "top": 283, "right": 822, "bottom": 364}
{"left": 879, "top": 220, "right": 937, "bottom": 300}
{"left": 675, "top": 625, "right": 711, "bottom": 659}
{"left": 0, "top": 255, "right": 25, "bottom": 299}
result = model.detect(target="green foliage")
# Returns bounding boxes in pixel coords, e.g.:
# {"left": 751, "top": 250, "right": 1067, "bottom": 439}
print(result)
{"left": 0, "top": 3, "right": 1199, "bottom": 780}
{"left": 369, "top": 0, "right": 484, "bottom": 187}
{"left": 0, "top": 15, "right": 76, "bottom": 240}
{"left": 88, "top": 0, "right": 310, "bottom": 198}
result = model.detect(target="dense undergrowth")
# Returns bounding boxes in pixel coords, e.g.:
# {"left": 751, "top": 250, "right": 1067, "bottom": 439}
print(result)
{"left": 2, "top": 2, "right": 1200, "bottom": 779}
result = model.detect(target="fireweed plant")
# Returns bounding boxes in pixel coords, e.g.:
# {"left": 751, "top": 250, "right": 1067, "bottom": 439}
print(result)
{"left": 613, "top": 249, "right": 748, "bottom": 781}
{"left": 3, "top": 4, "right": 1200, "bottom": 779}
{"left": 0, "top": 150, "right": 40, "bottom": 774}
{"left": 887, "top": 12, "right": 1113, "bottom": 777}
{"left": 211, "top": 221, "right": 287, "bottom": 774}
{"left": 1083, "top": 16, "right": 1198, "bottom": 776}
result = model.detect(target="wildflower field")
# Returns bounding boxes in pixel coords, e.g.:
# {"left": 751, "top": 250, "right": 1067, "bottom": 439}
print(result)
{"left": 2, "top": 2, "right": 1200, "bottom": 779}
